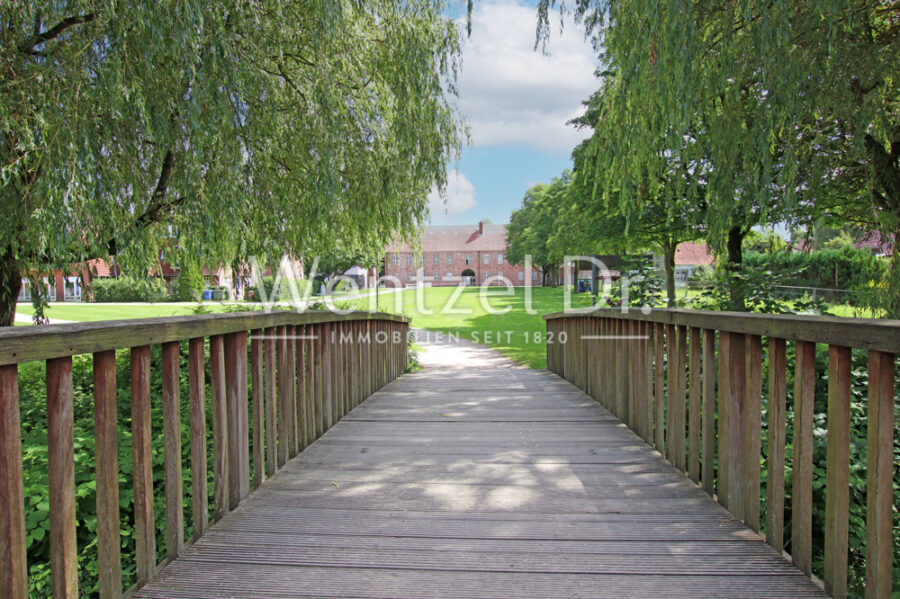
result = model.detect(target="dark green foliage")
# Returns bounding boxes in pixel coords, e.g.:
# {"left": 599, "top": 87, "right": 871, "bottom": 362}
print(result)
{"left": 742, "top": 249, "right": 887, "bottom": 308}
{"left": 248, "top": 277, "right": 313, "bottom": 302}
{"left": 91, "top": 277, "right": 170, "bottom": 303}
{"left": 174, "top": 263, "right": 204, "bottom": 302}
{"left": 608, "top": 255, "right": 664, "bottom": 309}
{"left": 688, "top": 262, "right": 828, "bottom": 314}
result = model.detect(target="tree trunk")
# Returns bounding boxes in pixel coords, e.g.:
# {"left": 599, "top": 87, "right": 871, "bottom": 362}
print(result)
{"left": 725, "top": 226, "right": 745, "bottom": 311}
{"left": 662, "top": 242, "right": 677, "bottom": 307}
{"left": 0, "top": 250, "right": 22, "bottom": 327}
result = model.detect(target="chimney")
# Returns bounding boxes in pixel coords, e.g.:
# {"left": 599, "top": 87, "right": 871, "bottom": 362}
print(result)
{"left": 478, "top": 221, "right": 483, "bottom": 235}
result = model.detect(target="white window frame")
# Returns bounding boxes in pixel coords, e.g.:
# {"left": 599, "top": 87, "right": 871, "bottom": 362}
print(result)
{"left": 433, "top": 254, "right": 439, "bottom": 265}
{"left": 447, "top": 254, "right": 454, "bottom": 265}
{"left": 498, "top": 254, "right": 504, "bottom": 265}
{"left": 518, "top": 271, "right": 525, "bottom": 281}
{"left": 482, "top": 254, "right": 490, "bottom": 265}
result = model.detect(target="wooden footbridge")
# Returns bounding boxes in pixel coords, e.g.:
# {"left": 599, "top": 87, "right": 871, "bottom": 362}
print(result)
{"left": 0, "top": 310, "right": 896, "bottom": 598}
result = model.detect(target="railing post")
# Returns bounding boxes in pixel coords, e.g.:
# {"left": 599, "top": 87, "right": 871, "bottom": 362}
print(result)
{"left": 225, "top": 331, "right": 250, "bottom": 507}
{"left": 824, "top": 345, "right": 851, "bottom": 598}
{"left": 701, "top": 329, "right": 716, "bottom": 497}
{"left": 47, "top": 357, "right": 77, "bottom": 599}
{"left": 865, "top": 350, "right": 895, "bottom": 597}
{"left": 0, "top": 364, "right": 27, "bottom": 599}
{"left": 130, "top": 346, "right": 155, "bottom": 586}
{"left": 188, "top": 337, "right": 209, "bottom": 539}
{"left": 654, "top": 322, "right": 665, "bottom": 455}
{"left": 744, "top": 334, "right": 762, "bottom": 531}
{"left": 688, "top": 328, "right": 701, "bottom": 483}
{"left": 251, "top": 332, "right": 265, "bottom": 488}
{"left": 93, "top": 350, "right": 121, "bottom": 599}
{"left": 162, "top": 342, "right": 185, "bottom": 559}
{"left": 792, "top": 340, "right": 816, "bottom": 575}
{"left": 295, "top": 325, "right": 307, "bottom": 450}
{"left": 210, "top": 335, "right": 229, "bottom": 521}
{"left": 765, "top": 337, "right": 786, "bottom": 552}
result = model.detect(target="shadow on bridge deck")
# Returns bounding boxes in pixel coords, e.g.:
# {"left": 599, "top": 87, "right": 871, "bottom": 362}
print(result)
{"left": 135, "top": 331, "right": 826, "bottom": 598}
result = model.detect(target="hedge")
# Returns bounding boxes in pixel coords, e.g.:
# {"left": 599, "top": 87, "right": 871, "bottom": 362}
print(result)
{"left": 91, "top": 276, "right": 169, "bottom": 302}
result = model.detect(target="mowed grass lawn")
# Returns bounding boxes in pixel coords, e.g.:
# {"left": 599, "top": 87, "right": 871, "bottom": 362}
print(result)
{"left": 343, "top": 286, "right": 594, "bottom": 369}
{"left": 14, "top": 302, "right": 234, "bottom": 323}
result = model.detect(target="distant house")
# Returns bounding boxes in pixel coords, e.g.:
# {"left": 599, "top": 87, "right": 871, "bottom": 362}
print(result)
{"left": 384, "top": 222, "right": 542, "bottom": 287}
{"left": 19, "top": 258, "right": 120, "bottom": 303}
{"left": 854, "top": 231, "right": 894, "bottom": 257}
{"left": 672, "top": 242, "right": 714, "bottom": 285}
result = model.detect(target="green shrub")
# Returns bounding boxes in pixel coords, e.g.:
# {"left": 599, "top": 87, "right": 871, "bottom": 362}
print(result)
{"left": 174, "top": 262, "right": 204, "bottom": 301}
{"left": 91, "top": 277, "right": 169, "bottom": 302}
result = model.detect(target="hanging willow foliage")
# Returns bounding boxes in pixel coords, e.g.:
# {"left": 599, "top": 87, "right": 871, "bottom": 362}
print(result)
{"left": 0, "top": 0, "right": 467, "bottom": 324}
{"left": 538, "top": 0, "right": 900, "bottom": 314}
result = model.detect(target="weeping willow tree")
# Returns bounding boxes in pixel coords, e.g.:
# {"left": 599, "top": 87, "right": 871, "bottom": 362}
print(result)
{"left": 538, "top": 0, "right": 900, "bottom": 314}
{"left": 0, "top": 0, "right": 467, "bottom": 325}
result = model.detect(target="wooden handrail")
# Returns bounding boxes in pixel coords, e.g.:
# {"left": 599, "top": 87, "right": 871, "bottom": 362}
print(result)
{"left": 545, "top": 308, "right": 896, "bottom": 598}
{"left": 0, "top": 311, "right": 409, "bottom": 599}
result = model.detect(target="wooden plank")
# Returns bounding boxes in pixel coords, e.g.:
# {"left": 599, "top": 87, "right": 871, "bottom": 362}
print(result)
{"left": 654, "top": 323, "right": 665, "bottom": 455}
{"left": 865, "top": 351, "right": 894, "bottom": 597}
{"left": 716, "top": 332, "right": 731, "bottom": 510}
{"left": 823, "top": 345, "right": 850, "bottom": 598}
{"left": 227, "top": 331, "right": 250, "bottom": 503}
{"left": 701, "top": 329, "right": 715, "bottom": 497}
{"left": 314, "top": 322, "right": 325, "bottom": 438}
{"left": 210, "top": 335, "right": 229, "bottom": 521}
{"left": 744, "top": 334, "right": 762, "bottom": 532}
{"left": 251, "top": 332, "right": 265, "bottom": 488}
{"left": 323, "top": 322, "right": 334, "bottom": 430}
{"left": 0, "top": 364, "right": 27, "bottom": 599}
{"left": 130, "top": 346, "right": 156, "bottom": 586}
{"left": 688, "top": 327, "right": 701, "bottom": 483}
{"left": 295, "top": 326, "right": 307, "bottom": 450}
{"left": 542, "top": 308, "right": 900, "bottom": 355}
{"left": 304, "top": 327, "right": 316, "bottom": 443}
{"left": 93, "top": 351, "right": 122, "bottom": 598}
{"left": 615, "top": 319, "right": 627, "bottom": 421}
{"left": 162, "top": 342, "right": 185, "bottom": 559}
{"left": 287, "top": 326, "right": 298, "bottom": 457}
{"left": 277, "top": 326, "right": 290, "bottom": 468}
{"left": 264, "top": 328, "right": 277, "bottom": 476}
{"left": 0, "top": 311, "right": 409, "bottom": 366}
{"left": 188, "top": 338, "right": 208, "bottom": 540}
{"left": 792, "top": 340, "right": 815, "bottom": 576}
{"left": 47, "top": 357, "right": 78, "bottom": 599}
{"left": 765, "top": 338, "right": 786, "bottom": 552}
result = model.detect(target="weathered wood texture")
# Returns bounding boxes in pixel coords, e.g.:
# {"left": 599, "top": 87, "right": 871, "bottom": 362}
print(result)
{"left": 546, "top": 311, "right": 897, "bottom": 598}
{"left": 0, "top": 364, "right": 28, "bottom": 599}
{"left": 134, "top": 335, "right": 826, "bottom": 599}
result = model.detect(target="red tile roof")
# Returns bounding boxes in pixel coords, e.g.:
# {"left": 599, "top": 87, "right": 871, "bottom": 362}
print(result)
{"left": 387, "top": 224, "right": 509, "bottom": 253}
{"left": 675, "top": 242, "right": 714, "bottom": 266}
{"left": 855, "top": 231, "right": 894, "bottom": 256}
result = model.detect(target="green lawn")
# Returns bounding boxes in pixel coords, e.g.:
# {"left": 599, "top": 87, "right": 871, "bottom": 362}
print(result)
{"left": 14, "top": 302, "right": 234, "bottom": 323}
{"left": 340, "top": 286, "right": 594, "bottom": 369}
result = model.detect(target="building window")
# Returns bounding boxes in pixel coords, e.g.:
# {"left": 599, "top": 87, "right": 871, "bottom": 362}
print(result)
{"left": 406, "top": 254, "right": 412, "bottom": 266}
{"left": 532, "top": 271, "right": 538, "bottom": 281}
{"left": 391, "top": 254, "right": 398, "bottom": 266}
{"left": 518, "top": 271, "right": 525, "bottom": 281}
{"left": 465, "top": 255, "right": 471, "bottom": 265}
{"left": 482, "top": 253, "right": 490, "bottom": 265}
{"left": 498, "top": 254, "right": 504, "bottom": 265}
{"left": 433, "top": 274, "right": 439, "bottom": 281}
{"left": 18, "top": 279, "right": 31, "bottom": 302}
{"left": 447, "top": 254, "right": 454, "bottom": 265}
{"left": 433, "top": 254, "right": 439, "bottom": 265}
{"left": 407, "top": 274, "right": 415, "bottom": 281}
{"left": 44, "top": 277, "right": 57, "bottom": 300}
{"left": 483, "top": 272, "right": 489, "bottom": 280}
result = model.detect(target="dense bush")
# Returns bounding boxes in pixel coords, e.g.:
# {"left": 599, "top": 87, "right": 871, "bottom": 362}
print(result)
{"left": 91, "top": 277, "right": 169, "bottom": 302}
{"left": 743, "top": 248, "right": 887, "bottom": 306}
{"left": 173, "top": 262, "right": 204, "bottom": 301}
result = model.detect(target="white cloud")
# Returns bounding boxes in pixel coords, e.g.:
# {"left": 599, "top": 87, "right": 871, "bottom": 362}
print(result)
{"left": 428, "top": 171, "right": 477, "bottom": 223}
{"left": 456, "top": 0, "right": 599, "bottom": 152}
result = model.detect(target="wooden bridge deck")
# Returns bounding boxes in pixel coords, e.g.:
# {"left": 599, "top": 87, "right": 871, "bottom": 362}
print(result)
{"left": 135, "top": 335, "right": 826, "bottom": 598}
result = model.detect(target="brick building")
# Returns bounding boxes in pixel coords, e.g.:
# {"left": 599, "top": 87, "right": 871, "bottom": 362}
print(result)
{"left": 384, "top": 222, "right": 542, "bottom": 287}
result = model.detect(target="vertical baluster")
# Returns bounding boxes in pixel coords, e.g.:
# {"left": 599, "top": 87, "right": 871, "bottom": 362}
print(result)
{"left": 264, "top": 328, "right": 277, "bottom": 475}
{"left": 47, "top": 357, "right": 77, "bottom": 598}
{"left": 665, "top": 324, "right": 676, "bottom": 463}
{"left": 295, "top": 325, "right": 307, "bottom": 450}
{"left": 824, "top": 345, "right": 850, "bottom": 598}
{"left": 792, "top": 340, "right": 815, "bottom": 575}
{"left": 0, "top": 364, "right": 27, "bottom": 599}
{"left": 92, "top": 351, "right": 120, "bottom": 599}
{"left": 615, "top": 319, "right": 627, "bottom": 420}
{"left": 688, "top": 327, "right": 701, "bottom": 483}
{"left": 305, "top": 325, "right": 316, "bottom": 440}
{"left": 286, "top": 325, "right": 297, "bottom": 456}
{"left": 161, "top": 342, "right": 184, "bottom": 558}
{"left": 701, "top": 329, "right": 716, "bottom": 497}
{"left": 655, "top": 322, "right": 665, "bottom": 454}
{"left": 766, "top": 337, "right": 786, "bottom": 552}
{"left": 323, "top": 322, "right": 334, "bottom": 429}
{"left": 277, "top": 326, "right": 290, "bottom": 467}
{"left": 130, "top": 346, "right": 155, "bottom": 585}
{"left": 865, "top": 351, "right": 894, "bottom": 597}
{"left": 210, "top": 335, "right": 229, "bottom": 521}
{"left": 315, "top": 322, "right": 325, "bottom": 437}
{"left": 716, "top": 332, "right": 732, "bottom": 510}
{"left": 336, "top": 322, "right": 345, "bottom": 418}
{"left": 744, "top": 334, "right": 762, "bottom": 531}
{"left": 225, "top": 331, "right": 249, "bottom": 507}
{"left": 188, "top": 338, "right": 208, "bottom": 539}
{"left": 251, "top": 332, "right": 265, "bottom": 488}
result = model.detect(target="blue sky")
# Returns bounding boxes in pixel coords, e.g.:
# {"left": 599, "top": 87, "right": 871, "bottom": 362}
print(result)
{"left": 427, "top": 0, "right": 600, "bottom": 226}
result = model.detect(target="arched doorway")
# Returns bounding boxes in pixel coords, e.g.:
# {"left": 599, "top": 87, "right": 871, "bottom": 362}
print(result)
{"left": 461, "top": 269, "right": 475, "bottom": 286}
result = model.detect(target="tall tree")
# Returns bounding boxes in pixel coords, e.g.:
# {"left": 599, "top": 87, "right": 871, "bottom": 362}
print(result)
{"left": 0, "top": 1, "right": 465, "bottom": 325}
{"left": 506, "top": 174, "right": 570, "bottom": 286}
{"left": 538, "top": 0, "right": 900, "bottom": 314}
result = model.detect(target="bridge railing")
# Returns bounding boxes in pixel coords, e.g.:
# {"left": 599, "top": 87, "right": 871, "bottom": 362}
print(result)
{"left": 545, "top": 308, "right": 897, "bottom": 598}
{"left": 0, "top": 311, "right": 409, "bottom": 599}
